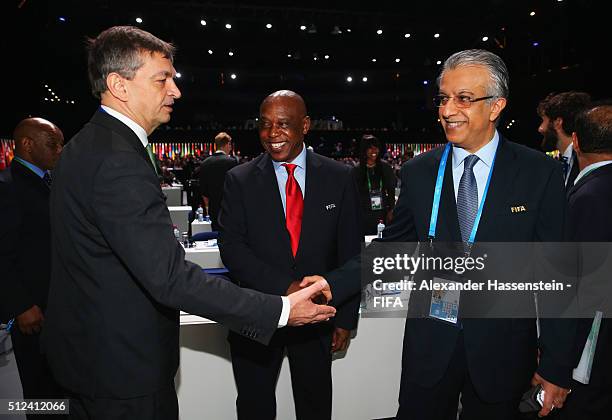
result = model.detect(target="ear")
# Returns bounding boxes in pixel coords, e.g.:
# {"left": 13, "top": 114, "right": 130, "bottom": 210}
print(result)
{"left": 489, "top": 97, "right": 507, "bottom": 122}
{"left": 553, "top": 117, "right": 563, "bottom": 131}
{"left": 105, "top": 72, "right": 129, "bottom": 101}
{"left": 302, "top": 115, "right": 311, "bottom": 134}
{"left": 571, "top": 131, "right": 580, "bottom": 154}
{"left": 21, "top": 136, "right": 34, "bottom": 153}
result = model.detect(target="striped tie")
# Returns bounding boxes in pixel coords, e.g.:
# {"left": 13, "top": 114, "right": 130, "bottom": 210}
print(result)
{"left": 457, "top": 154, "right": 479, "bottom": 244}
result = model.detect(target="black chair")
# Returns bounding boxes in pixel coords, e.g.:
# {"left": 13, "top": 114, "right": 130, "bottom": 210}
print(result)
{"left": 191, "top": 231, "right": 219, "bottom": 241}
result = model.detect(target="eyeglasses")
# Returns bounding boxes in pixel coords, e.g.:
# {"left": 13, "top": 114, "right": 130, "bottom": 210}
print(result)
{"left": 433, "top": 94, "right": 495, "bottom": 108}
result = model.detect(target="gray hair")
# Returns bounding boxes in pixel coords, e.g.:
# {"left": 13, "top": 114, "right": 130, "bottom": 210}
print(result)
{"left": 87, "top": 26, "right": 175, "bottom": 99}
{"left": 437, "top": 49, "right": 509, "bottom": 102}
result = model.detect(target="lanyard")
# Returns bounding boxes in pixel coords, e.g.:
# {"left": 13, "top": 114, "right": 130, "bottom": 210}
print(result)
{"left": 427, "top": 143, "right": 497, "bottom": 245}
{"left": 366, "top": 167, "right": 379, "bottom": 192}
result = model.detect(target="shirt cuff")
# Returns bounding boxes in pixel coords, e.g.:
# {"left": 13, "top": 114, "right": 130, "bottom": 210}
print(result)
{"left": 277, "top": 296, "right": 290, "bottom": 328}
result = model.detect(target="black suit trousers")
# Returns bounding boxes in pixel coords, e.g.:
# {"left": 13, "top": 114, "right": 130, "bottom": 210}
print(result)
{"left": 10, "top": 328, "right": 65, "bottom": 420}
{"left": 229, "top": 325, "right": 333, "bottom": 420}
{"left": 397, "top": 332, "right": 522, "bottom": 420}
{"left": 67, "top": 382, "right": 177, "bottom": 420}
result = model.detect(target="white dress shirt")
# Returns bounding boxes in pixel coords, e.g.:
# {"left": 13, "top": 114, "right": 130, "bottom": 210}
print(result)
{"left": 451, "top": 130, "right": 499, "bottom": 207}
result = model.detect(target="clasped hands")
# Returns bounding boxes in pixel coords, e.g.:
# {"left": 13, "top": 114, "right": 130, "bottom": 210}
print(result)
{"left": 285, "top": 275, "right": 351, "bottom": 353}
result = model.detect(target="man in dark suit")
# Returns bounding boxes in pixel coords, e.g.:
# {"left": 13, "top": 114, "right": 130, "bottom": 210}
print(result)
{"left": 218, "top": 90, "right": 361, "bottom": 420}
{"left": 41, "top": 26, "right": 336, "bottom": 420}
{"left": 0, "top": 118, "right": 65, "bottom": 417}
{"left": 537, "top": 91, "right": 591, "bottom": 192}
{"left": 311, "top": 49, "right": 578, "bottom": 419}
{"left": 561, "top": 104, "right": 612, "bottom": 419}
{"left": 199, "top": 131, "right": 238, "bottom": 230}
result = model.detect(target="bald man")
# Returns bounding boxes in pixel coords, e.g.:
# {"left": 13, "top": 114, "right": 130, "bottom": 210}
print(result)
{"left": 218, "top": 90, "right": 361, "bottom": 419}
{"left": 0, "top": 118, "right": 64, "bottom": 414}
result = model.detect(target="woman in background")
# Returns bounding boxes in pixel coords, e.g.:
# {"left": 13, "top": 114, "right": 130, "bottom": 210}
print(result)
{"left": 353, "top": 134, "right": 397, "bottom": 235}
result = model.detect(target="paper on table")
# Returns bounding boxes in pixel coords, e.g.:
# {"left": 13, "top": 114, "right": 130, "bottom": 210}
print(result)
{"left": 572, "top": 310, "right": 603, "bottom": 384}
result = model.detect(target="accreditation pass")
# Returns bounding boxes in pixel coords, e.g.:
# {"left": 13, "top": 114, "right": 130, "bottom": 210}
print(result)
{"left": 428, "top": 277, "right": 460, "bottom": 324}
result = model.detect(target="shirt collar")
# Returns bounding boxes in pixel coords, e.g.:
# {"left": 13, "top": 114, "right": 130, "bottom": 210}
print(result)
{"left": 100, "top": 105, "right": 149, "bottom": 148}
{"left": 452, "top": 130, "right": 499, "bottom": 169}
{"left": 272, "top": 143, "right": 307, "bottom": 171}
{"left": 13, "top": 156, "right": 46, "bottom": 178}
{"left": 562, "top": 143, "right": 574, "bottom": 160}
{"left": 574, "top": 160, "right": 612, "bottom": 185}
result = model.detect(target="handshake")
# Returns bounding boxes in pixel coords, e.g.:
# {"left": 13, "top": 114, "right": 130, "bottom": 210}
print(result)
{"left": 285, "top": 276, "right": 334, "bottom": 327}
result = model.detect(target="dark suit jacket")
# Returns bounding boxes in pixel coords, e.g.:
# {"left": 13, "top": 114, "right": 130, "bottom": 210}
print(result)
{"left": 198, "top": 151, "right": 238, "bottom": 230}
{"left": 0, "top": 161, "right": 51, "bottom": 322}
{"left": 567, "top": 162, "right": 612, "bottom": 386}
{"left": 42, "top": 109, "right": 282, "bottom": 399}
{"left": 328, "top": 137, "right": 578, "bottom": 401}
{"left": 218, "top": 150, "right": 361, "bottom": 333}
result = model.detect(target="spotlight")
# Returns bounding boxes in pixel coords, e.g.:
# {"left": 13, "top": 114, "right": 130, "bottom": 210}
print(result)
{"left": 436, "top": 60, "right": 442, "bottom": 65}
{"left": 376, "top": 29, "right": 383, "bottom": 35}
{"left": 395, "top": 58, "right": 401, "bottom": 63}
{"left": 266, "top": 23, "right": 272, "bottom": 29}
{"left": 58, "top": 17, "right": 66, "bottom": 22}
{"left": 230, "top": 73, "right": 237, "bottom": 80}
{"left": 371, "top": 58, "right": 377, "bottom": 63}
{"left": 200, "top": 19, "right": 207, "bottom": 26}
{"left": 225, "top": 23, "right": 232, "bottom": 29}
{"left": 176, "top": 73, "right": 182, "bottom": 78}
{"left": 404, "top": 33, "right": 411, "bottom": 38}
{"left": 434, "top": 33, "right": 440, "bottom": 38}
{"left": 300, "top": 25, "right": 306, "bottom": 31}
{"left": 346, "top": 76, "right": 353, "bottom": 83}
{"left": 530, "top": 11, "right": 536, "bottom": 16}
{"left": 362, "top": 76, "right": 368, "bottom": 82}
{"left": 423, "top": 80, "right": 428, "bottom": 85}
{"left": 324, "top": 54, "right": 330, "bottom": 59}
{"left": 208, "top": 49, "right": 213, "bottom": 55}
{"left": 287, "top": 53, "right": 292, "bottom": 58}
{"left": 532, "top": 41, "right": 539, "bottom": 46}
{"left": 228, "top": 51, "right": 234, "bottom": 56}
{"left": 482, "top": 36, "right": 489, "bottom": 41}
{"left": 135, "top": 17, "right": 143, "bottom": 24}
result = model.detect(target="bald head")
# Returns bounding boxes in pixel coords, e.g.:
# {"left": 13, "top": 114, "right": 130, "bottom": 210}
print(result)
{"left": 574, "top": 105, "right": 612, "bottom": 154}
{"left": 13, "top": 118, "right": 64, "bottom": 170}
{"left": 258, "top": 90, "right": 310, "bottom": 162}
{"left": 260, "top": 90, "right": 307, "bottom": 117}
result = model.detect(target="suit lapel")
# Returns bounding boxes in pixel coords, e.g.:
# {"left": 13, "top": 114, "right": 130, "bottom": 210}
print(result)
{"left": 296, "top": 150, "right": 323, "bottom": 260}
{"left": 438, "top": 150, "right": 462, "bottom": 242}
{"left": 90, "top": 109, "right": 156, "bottom": 175}
{"left": 473, "top": 137, "right": 517, "bottom": 242}
{"left": 256, "top": 154, "right": 293, "bottom": 257}
{"left": 12, "top": 160, "right": 50, "bottom": 196}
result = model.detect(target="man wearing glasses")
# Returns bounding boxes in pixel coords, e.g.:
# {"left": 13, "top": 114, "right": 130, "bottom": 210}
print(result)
{"left": 317, "top": 49, "right": 578, "bottom": 419}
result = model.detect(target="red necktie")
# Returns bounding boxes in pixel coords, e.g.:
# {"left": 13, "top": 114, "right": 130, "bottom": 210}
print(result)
{"left": 283, "top": 163, "right": 303, "bottom": 257}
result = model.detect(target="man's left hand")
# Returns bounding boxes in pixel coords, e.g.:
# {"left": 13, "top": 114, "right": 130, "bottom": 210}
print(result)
{"left": 331, "top": 327, "right": 351, "bottom": 353}
{"left": 531, "top": 372, "right": 570, "bottom": 417}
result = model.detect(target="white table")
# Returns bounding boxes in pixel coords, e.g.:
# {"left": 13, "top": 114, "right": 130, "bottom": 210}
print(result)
{"left": 183, "top": 241, "right": 224, "bottom": 269}
{"left": 168, "top": 206, "right": 191, "bottom": 234}
{"left": 176, "top": 234, "right": 402, "bottom": 419}
{"left": 162, "top": 185, "right": 183, "bottom": 206}
{"left": 191, "top": 220, "right": 212, "bottom": 235}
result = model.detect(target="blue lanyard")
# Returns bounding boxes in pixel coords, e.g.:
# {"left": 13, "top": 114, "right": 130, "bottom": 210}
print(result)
{"left": 427, "top": 143, "right": 497, "bottom": 245}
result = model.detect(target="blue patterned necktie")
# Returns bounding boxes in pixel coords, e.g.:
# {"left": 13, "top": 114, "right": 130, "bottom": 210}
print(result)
{"left": 42, "top": 171, "right": 52, "bottom": 188}
{"left": 560, "top": 155, "right": 569, "bottom": 181}
{"left": 457, "top": 155, "right": 480, "bottom": 243}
